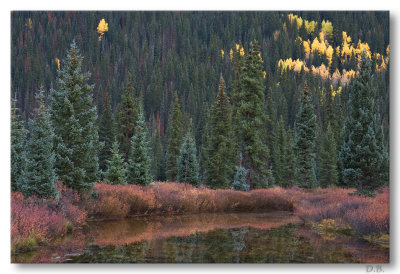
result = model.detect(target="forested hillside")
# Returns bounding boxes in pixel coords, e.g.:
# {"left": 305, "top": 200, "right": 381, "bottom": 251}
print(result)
{"left": 11, "top": 11, "right": 389, "bottom": 192}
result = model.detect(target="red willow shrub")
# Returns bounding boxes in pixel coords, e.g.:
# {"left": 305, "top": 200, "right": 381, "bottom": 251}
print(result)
{"left": 11, "top": 183, "right": 87, "bottom": 252}
{"left": 11, "top": 192, "right": 66, "bottom": 248}
{"left": 344, "top": 188, "right": 389, "bottom": 235}
{"left": 87, "top": 182, "right": 295, "bottom": 219}
{"left": 287, "top": 186, "right": 390, "bottom": 235}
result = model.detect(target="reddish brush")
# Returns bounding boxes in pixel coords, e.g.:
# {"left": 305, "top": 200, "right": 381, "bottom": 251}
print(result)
{"left": 288, "top": 186, "right": 389, "bottom": 235}
{"left": 11, "top": 183, "right": 88, "bottom": 252}
{"left": 87, "top": 182, "right": 295, "bottom": 219}
{"left": 11, "top": 182, "right": 389, "bottom": 253}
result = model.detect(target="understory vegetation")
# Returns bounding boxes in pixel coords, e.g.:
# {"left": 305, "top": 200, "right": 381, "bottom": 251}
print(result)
{"left": 11, "top": 182, "right": 389, "bottom": 253}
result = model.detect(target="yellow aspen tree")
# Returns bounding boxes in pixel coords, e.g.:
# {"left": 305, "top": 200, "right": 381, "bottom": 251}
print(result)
{"left": 303, "top": 40, "right": 311, "bottom": 56}
{"left": 239, "top": 47, "right": 245, "bottom": 56}
{"left": 305, "top": 20, "right": 318, "bottom": 35}
{"left": 97, "top": 19, "right": 109, "bottom": 41}
{"left": 296, "top": 17, "right": 303, "bottom": 29}
{"left": 321, "top": 20, "right": 333, "bottom": 37}
{"left": 55, "top": 58, "right": 60, "bottom": 70}
{"left": 326, "top": 45, "right": 334, "bottom": 66}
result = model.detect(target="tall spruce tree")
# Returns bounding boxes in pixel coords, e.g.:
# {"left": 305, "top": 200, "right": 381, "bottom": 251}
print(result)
{"left": 319, "top": 123, "right": 339, "bottom": 187}
{"left": 98, "top": 91, "right": 115, "bottom": 174}
{"left": 177, "top": 126, "right": 200, "bottom": 186}
{"left": 339, "top": 51, "right": 388, "bottom": 192}
{"left": 151, "top": 126, "right": 165, "bottom": 181}
{"left": 23, "top": 90, "right": 58, "bottom": 198}
{"left": 50, "top": 41, "right": 100, "bottom": 193}
{"left": 284, "top": 128, "right": 298, "bottom": 187}
{"left": 166, "top": 92, "right": 183, "bottom": 181}
{"left": 232, "top": 166, "right": 250, "bottom": 191}
{"left": 104, "top": 139, "right": 126, "bottom": 185}
{"left": 265, "top": 92, "right": 277, "bottom": 155}
{"left": 232, "top": 40, "right": 271, "bottom": 189}
{"left": 295, "top": 83, "right": 317, "bottom": 188}
{"left": 232, "top": 154, "right": 250, "bottom": 191}
{"left": 204, "top": 76, "right": 235, "bottom": 189}
{"left": 117, "top": 76, "right": 138, "bottom": 160}
{"left": 11, "top": 98, "right": 27, "bottom": 193}
{"left": 273, "top": 116, "right": 286, "bottom": 187}
{"left": 127, "top": 109, "right": 152, "bottom": 185}
{"left": 273, "top": 116, "right": 298, "bottom": 188}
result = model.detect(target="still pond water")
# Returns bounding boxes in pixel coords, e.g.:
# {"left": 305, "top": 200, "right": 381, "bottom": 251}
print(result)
{"left": 12, "top": 212, "right": 389, "bottom": 263}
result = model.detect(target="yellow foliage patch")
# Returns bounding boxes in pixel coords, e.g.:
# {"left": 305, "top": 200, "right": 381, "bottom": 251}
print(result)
{"left": 97, "top": 19, "right": 109, "bottom": 41}
{"left": 55, "top": 58, "right": 60, "bottom": 70}
{"left": 305, "top": 20, "right": 318, "bottom": 34}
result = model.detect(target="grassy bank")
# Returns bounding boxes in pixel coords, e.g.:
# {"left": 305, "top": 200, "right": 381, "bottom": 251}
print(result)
{"left": 11, "top": 182, "right": 389, "bottom": 253}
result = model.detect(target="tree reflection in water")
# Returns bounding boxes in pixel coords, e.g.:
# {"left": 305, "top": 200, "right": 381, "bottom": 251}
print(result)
{"left": 12, "top": 212, "right": 388, "bottom": 263}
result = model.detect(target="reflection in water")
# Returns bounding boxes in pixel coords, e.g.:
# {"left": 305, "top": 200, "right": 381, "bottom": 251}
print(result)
{"left": 232, "top": 227, "right": 249, "bottom": 263}
{"left": 12, "top": 212, "right": 389, "bottom": 263}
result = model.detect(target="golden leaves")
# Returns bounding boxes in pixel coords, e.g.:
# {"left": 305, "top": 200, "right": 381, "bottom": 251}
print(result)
{"left": 326, "top": 46, "right": 334, "bottom": 66}
{"left": 321, "top": 20, "right": 333, "bottom": 37}
{"left": 288, "top": 13, "right": 303, "bottom": 29}
{"left": 277, "top": 58, "right": 305, "bottom": 73}
{"left": 311, "top": 64, "right": 330, "bottom": 81}
{"left": 305, "top": 20, "right": 318, "bottom": 35}
{"left": 239, "top": 47, "right": 245, "bottom": 56}
{"left": 229, "top": 48, "right": 233, "bottom": 61}
{"left": 331, "top": 86, "right": 342, "bottom": 97}
{"left": 235, "top": 44, "right": 245, "bottom": 56}
{"left": 263, "top": 71, "right": 267, "bottom": 79}
{"left": 220, "top": 49, "right": 224, "bottom": 59}
{"left": 55, "top": 58, "right": 60, "bottom": 70}
{"left": 97, "top": 19, "right": 109, "bottom": 41}
{"left": 25, "top": 18, "right": 33, "bottom": 29}
{"left": 303, "top": 40, "right": 311, "bottom": 56}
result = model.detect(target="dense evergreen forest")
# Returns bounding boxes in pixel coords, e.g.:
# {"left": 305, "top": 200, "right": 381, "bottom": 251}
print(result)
{"left": 11, "top": 11, "right": 389, "bottom": 195}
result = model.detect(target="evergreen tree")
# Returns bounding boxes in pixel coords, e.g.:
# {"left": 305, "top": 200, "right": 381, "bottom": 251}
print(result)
{"left": 319, "top": 123, "right": 339, "bottom": 187}
{"left": 232, "top": 40, "right": 272, "bottom": 188}
{"left": 23, "top": 90, "right": 58, "bottom": 198}
{"left": 177, "top": 127, "right": 200, "bottom": 186}
{"left": 273, "top": 116, "right": 286, "bottom": 187}
{"left": 339, "top": 51, "right": 388, "bottom": 192}
{"left": 273, "top": 116, "right": 298, "bottom": 188}
{"left": 127, "top": 110, "right": 152, "bottom": 185}
{"left": 98, "top": 91, "right": 115, "bottom": 174}
{"left": 204, "top": 76, "right": 235, "bottom": 189}
{"left": 199, "top": 105, "right": 211, "bottom": 181}
{"left": 265, "top": 91, "right": 277, "bottom": 155}
{"left": 284, "top": 128, "right": 298, "bottom": 187}
{"left": 151, "top": 126, "right": 165, "bottom": 181}
{"left": 166, "top": 92, "right": 183, "bottom": 181}
{"left": 232, "top": 155, "right": 250, "bottom": 191}
{"left": 231, "top": 43, "right": 246, "bottom": 133}
{"left": 116, "top": 76, "right": 138, "bottom": 160}
{"left": 50, "top": 41, "right": 100, "bottom": 193}
{"left": 11, "top": 98, "right": 27, "bottom": 192}
{"left": 295, "top": 83, "right": 317, "bottom": 188}
{"left": 104, "top": 139, "right": 126, "bottom": 185}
